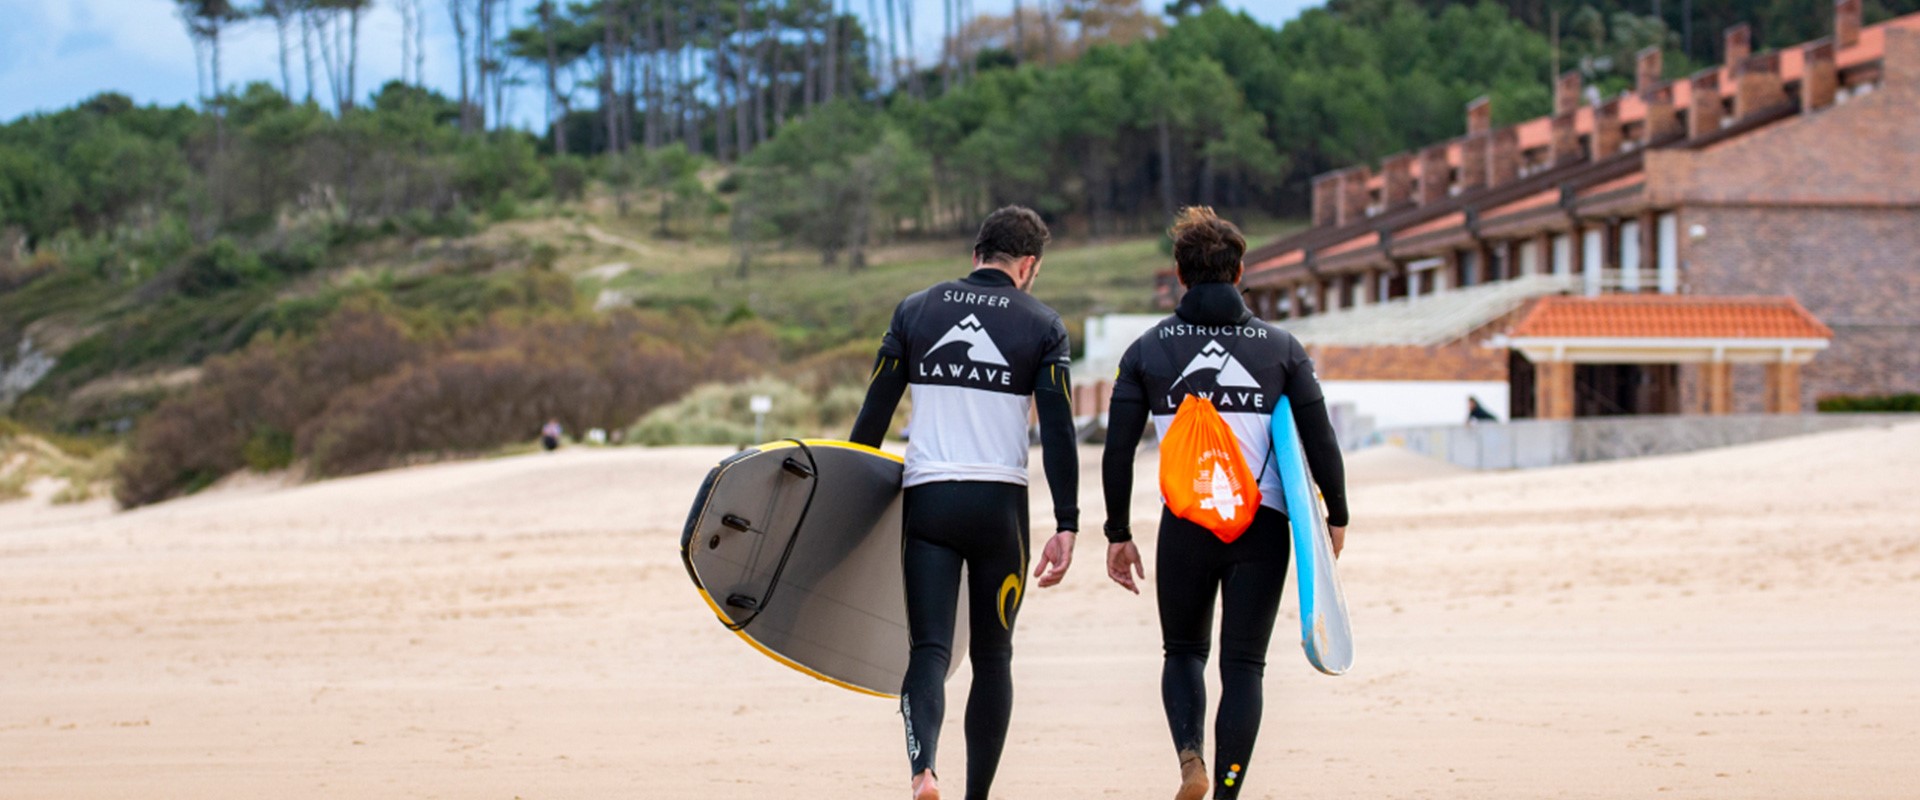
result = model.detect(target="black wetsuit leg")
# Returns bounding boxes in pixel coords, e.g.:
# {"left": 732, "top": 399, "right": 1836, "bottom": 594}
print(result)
{"left": 1155, "top": 505, "right": 1290, "bottom": 800}
{"left": 900, "top": 480, "right": 1030, "bottom": 800}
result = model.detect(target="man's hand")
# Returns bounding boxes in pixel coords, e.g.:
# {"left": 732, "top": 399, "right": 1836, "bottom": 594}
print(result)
{"left": 1107, "top": 541, "right": 1145, "bottom": 594}
{"left": 1329, "top": 525, "right": 1346, "bottom": 559}
{"left": 1032, "top": 531, "right": 1076, "bottom": 588}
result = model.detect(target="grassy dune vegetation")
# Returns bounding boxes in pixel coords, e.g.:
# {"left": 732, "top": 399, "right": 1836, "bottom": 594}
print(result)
{"left": 11, "top": 0, "right": 1794, "bottom": 504}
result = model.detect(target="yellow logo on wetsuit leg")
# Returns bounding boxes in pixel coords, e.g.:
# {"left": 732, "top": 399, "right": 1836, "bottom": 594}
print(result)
{"left": 997, "top": 573, "right": 1023, "bottom": 630}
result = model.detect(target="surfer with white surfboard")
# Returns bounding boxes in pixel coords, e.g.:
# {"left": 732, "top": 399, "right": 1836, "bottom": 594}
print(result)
{"left": 1101, "top": 207, "right": 1351, "bottom": 800}
{"left": 848, "top": 206, "right": 1084, "bottom": 800}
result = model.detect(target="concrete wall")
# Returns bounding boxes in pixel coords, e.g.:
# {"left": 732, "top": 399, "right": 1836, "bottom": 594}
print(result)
{"left": 1322, "top": 380, "right": 1509, "bottom": 430}
{"left": 1381, "top": 413, "right": 1918, "bottom": 470}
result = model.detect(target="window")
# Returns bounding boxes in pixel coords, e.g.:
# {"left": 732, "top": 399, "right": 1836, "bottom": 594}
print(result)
{"left": 1581, "top": 227, "right": 1605, "bottom": 296}
{"left": 1656, "top": 213, "right": 1679, "bottom": 294}
{"left": 1619, "top": 220, "right": 1642, "bottom": 291}
{"left": 1551, "top": 233, "right": 1573, "bottom": 277}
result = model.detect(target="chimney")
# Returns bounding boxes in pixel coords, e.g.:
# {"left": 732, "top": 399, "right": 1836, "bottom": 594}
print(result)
{"left": 1887, "top": 26, "right": 1919, "bottom": 91}
{"left": 1592, "top": 98, "right": 1623, "bottom": 159}
{"left": 1466, "top": 96, "right": 1492, "bottom": 135}
{"left": 1636, "top": 47, "right": 1664, "bottom": 94}
{"left": 1802, "top": 39, "right": 1839, "bottom": 111}
{"left": 1734, "top": 51, "right": 1789, "bottom": 118}
{"left": 1337, "top": 167, "right": 1372, "bottom": 227}
{"left": 1487, "top": 127, "right": 1520, "bottom": 187}
{"left": 1460, "top": 133, "right": 1489, "bottom": 191}
{"left": 1417, "top": 145, "right": 1450, "bottom": 205}
{"left": 1724, "top": 24, "right": 1751, "bottom": 68}
{"left": 1382, "top": 153, "right": 1415, "bottom": 210}
{"left": 1554, "top": 71, "right": 1583, "bottom": 116}
{"left": 1312, "top": 172, "right": 1339, "bottom": 228}
{"left": 1644, "top": 84, "right": 1684, "bottom": 142}
{"left": 1836, "top": 0, "right": 1862, "bottom": 49}
{"left": 1550, "top": 111, "right": 1581, "bottom": 166}
{"left": 1689, "top": 72, "right": 1723, "bottom": 137}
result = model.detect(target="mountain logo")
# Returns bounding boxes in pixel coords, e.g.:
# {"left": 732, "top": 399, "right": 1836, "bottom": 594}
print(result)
{"left": 1176, "top": 339, "right": 1260, "bottom": 388}
{"left": 928, "top": 314, "right": 1008, "bottom": 366}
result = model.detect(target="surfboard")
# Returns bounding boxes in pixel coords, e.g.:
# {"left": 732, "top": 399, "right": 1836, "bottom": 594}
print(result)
{"left": 680, "top": 439, "right": 965, "bottom": 697}
{"left": 1271, "top": 397, "right": 1355, "bottom": 676}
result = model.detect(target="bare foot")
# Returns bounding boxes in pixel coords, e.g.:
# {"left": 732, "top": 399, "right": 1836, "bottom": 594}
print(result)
{"left": 911, "top": 769, "right": 941, "bottom": 800}
{"left": 1175, "top": 751, "right": 1208, "bottom": 800}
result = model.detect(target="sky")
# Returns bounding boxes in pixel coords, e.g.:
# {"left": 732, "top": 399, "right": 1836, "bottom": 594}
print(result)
{"left": 0, "top": 0, "right": 1322, "bottom": 128}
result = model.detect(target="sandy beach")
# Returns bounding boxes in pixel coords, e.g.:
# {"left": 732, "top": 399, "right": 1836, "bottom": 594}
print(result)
{"left": 4, "top": 424, "right": 1919, "bottom": 799}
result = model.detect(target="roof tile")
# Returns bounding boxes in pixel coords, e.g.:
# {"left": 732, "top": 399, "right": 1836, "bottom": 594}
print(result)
{"left": 1508, "top": 295, "right": 1834, "bottom": 340}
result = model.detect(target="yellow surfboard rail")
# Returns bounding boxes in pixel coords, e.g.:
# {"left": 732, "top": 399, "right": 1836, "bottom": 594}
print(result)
{"left": 684, "top": 438, "right": 905, "bottom": 699}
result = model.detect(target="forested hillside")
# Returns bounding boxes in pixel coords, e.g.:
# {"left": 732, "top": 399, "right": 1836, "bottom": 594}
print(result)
{"left": 11, "top": 0, "right": 1882, "bottom": 505}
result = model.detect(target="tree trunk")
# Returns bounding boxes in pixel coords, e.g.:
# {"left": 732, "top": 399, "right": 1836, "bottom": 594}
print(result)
{"left": 902, "top": 0, "right": 919, "bottom": 98}
{"left": 941, "top": 0, "right": 952, "bottom": 94}
{"left": 401, "top": 1, "right": 413, "bottom": 84}
{"left": 714, "top": 31, "right": 732, "bottom": 164}
{"left": 493, "top": 0, "right": 512, "bottom": 128}
{"left": 211, "top": 21, "right": 226, "bottom": 151}
{"left": 541, "top": 1, "right": 566, "bottom": 156}
{"left": 1012, "top": 0, "right": 1024, "bottom": 65}
{"left": 733, "top": 1, "right": 752, "bottom": 158}
{"left": 803, "top": 9, "right": 818, "bottom": 110}
{"left": 448, "top": 0, "right": 472, "bottom": 131}
{"left": 884, "top": 0, "right": 901, "bottom": 90}
{"left": 603, "top": 1, "right": 619, "bottom": 154}
{"left": 772, "top": 11, "right": 789, "bottom": 126}
{"left": 316, "top": 11, "right": 343, "bottom": 113}
{"left": 475, "top": 0, "right": 490, "bottom": 129}
{"left": 1158, "top": 113, "right": 1175, "bottom": 219}
{"left": 414, "top": 0, "right": 427, "bottom": 85}
{"left": 346, "top": 3, "right": 362, "bottom": 110}
{"left": 301, "top": 9, "right": 318, "bottom": 103}
{"left": 274, "top": 11, "right": 293, "bottom": 98}
{"left": 754, "top": 14, "right": 773, "bottom": 144}
{"left": 823, "top": 2, "right": 837, "bottom": 104}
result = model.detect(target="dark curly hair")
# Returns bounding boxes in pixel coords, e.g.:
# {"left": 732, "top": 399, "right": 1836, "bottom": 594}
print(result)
{"left": 1170, "top": 206, "right": 1246, "bottom": 286}
{"left": 973, "top": 205, "right": 1051, "bottom": 265}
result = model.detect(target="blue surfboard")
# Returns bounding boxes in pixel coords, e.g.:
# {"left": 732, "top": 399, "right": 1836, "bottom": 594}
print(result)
{"left": 1271, "top": 396, "right": 1354, "bottom": 675}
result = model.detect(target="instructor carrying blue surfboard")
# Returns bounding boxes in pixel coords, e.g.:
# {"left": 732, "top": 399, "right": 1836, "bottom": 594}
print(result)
{"left": 1101, "top": 207, "right": 1351, "bottom": 800}
{"left": 849, "top": 205, "right": 1082, "bottom": 800}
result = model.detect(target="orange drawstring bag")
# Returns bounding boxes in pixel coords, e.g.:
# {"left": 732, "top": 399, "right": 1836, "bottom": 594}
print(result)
{"left": 1158, "top": 394, "right": 1262, "bottom": 543}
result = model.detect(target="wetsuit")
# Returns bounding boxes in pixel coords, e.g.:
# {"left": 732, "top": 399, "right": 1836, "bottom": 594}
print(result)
{"left": 1101, "top": 281, "right": 1348, "bottom": 800}
{"left": 849, "top": 268, "right": 1079, "bottom": 800}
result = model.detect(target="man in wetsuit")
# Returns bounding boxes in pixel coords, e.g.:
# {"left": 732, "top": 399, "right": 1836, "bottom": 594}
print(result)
{"left": 849, "top": 205, "right": 1081, "bottom": 800}
{"left": 1102, "top": 207, "right": 1349, "bottom": 800}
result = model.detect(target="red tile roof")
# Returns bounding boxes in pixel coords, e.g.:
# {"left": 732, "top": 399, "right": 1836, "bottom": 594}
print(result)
{"left": 1508, "top": 295, "right": 1834, "bottom": 340}
{"left": 1321, "top": 232, "right": 1379, "bottom": 257}
{"left": 1482, "top": 189, "right": 1560, "bottom": 219}
{"left": 1396, "top": 212, "right": 1466, "bottom": 239}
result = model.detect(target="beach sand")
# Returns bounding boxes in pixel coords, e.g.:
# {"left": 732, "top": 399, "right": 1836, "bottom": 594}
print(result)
{"left": 3, "top": 424, "right": 1918, "bottom": 799}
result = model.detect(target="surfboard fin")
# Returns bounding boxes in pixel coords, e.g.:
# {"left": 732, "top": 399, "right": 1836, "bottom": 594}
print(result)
{"left": 781, "top": 457, "right": 816, "bottom": 479}
{"left": 722, "top": 514, "right": 753, "bottom": 532}
{"left": 726, "top": 593, "right": 761, "bottom": 611}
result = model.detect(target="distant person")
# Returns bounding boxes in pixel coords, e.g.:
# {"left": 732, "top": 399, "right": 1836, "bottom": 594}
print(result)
{"left": 1101, "top": 208, "right": 1350, "bottom": 800}
{"left": 848, "top": 205, "right": 1081, "bottom": 800}
{"left": 1467, "top": 396, "right": 1499, "bottom": 425}
{"left": 539, "top": 419, "right": 563, "bottom": 451}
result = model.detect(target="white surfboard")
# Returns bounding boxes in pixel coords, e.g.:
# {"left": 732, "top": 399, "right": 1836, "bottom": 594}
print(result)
{"left": 1271, "top": 397, "right": 1355, "bottom": 675}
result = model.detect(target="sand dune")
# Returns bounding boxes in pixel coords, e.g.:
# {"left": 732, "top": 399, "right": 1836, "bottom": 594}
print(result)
{"left": 3, "top": 425, "right": 1918, "bottom": 799}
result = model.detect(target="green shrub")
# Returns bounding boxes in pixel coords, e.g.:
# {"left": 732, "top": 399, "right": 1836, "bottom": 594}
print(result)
{"left": 1817, "top": 393, "right": 1920, "bottom": 412}
{"left": 178, "top": 237, "right": 266, "bottom": 296}
{"left": 241, "top": 427, "right": 296, "bottom": 471}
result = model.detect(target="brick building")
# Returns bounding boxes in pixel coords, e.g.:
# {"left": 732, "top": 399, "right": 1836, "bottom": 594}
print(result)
{"left": 1223, "top": 3, "right": 1920, "bottom": 422}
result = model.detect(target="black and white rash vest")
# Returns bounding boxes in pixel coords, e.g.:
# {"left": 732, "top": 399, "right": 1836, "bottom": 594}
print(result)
{"left": 1110, "top": 283, "right": 1324, "bottom": 513}
{"left": 877, "top": 270, "right": 1072, "bottom": 488}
